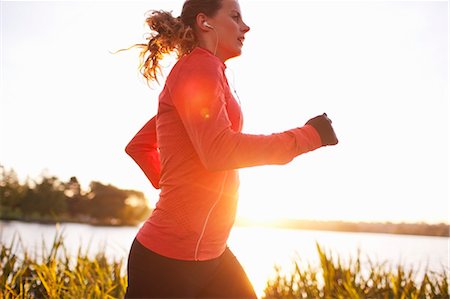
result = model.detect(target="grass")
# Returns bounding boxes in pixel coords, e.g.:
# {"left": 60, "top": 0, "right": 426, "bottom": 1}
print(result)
{"left": 263, "top": 243, "right": 449, "bottom": 299}
{"left": 0, "top": 232, "right": 448, "bottom": 298}
{"left": 0, "top": 232, "right": 126, "bottom": 298}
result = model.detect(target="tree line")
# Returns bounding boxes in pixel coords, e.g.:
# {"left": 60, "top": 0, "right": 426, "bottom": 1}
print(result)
{"left": 0, "top": 165, "right": 151, "bottom": 226}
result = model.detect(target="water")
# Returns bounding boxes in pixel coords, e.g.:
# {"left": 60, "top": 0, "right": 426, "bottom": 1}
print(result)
{"left": 1, "top": 220, "right": 448, "bottom": 298}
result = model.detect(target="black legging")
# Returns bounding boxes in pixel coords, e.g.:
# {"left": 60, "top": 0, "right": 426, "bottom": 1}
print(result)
{"left": 125, "top": 238, "right": 257, "bottom": 298}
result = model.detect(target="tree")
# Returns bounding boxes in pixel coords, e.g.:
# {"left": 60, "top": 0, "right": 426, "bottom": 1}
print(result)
{"left": 88, "top": 181, "right": 128, "bottom": 223}
{"left": 121, "top": 189, "right": 152, "bottom": 225}
{"left": 20, "top": 174, "right": 68, "bottom": 219}
{"left": 1, "top": 166, "right": 152, "bottom": 225}
{"left": 0, "top": 165, "right": 27, "bottom": 219}
{"left": 65, "top": 176, "right": 89, "bottom": 217}
{"left": 65, "top": 176, "right": 82, "bottom": 198}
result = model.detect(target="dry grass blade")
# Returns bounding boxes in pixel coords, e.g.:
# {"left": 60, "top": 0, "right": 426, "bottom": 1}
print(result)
{"left": 0, "top": 230, "right": 127, "bottom": 299}
{"left": 264, "top": 242, "right": 449, "bottom": 299}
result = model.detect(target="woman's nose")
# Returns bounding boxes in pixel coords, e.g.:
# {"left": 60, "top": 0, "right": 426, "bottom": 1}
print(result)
{"left": 242, "top": 22, "right": 250, "bottom": 33}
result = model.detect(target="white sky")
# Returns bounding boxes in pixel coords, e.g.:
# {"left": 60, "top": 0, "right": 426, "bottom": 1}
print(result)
{"left": 1, "top": 0, "right": 448, "bottom": 224}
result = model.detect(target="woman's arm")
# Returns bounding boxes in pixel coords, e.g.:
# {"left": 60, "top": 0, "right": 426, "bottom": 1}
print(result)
{"left": 169, "top": 66, "right": 327, "bottom": 171}
{"left": 125, "top": 116, "right": 161, "bottom": 189}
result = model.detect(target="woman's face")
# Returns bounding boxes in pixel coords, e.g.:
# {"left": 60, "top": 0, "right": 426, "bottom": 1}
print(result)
{"left": 208, "top": 0, "right": 250, "bottom": 61}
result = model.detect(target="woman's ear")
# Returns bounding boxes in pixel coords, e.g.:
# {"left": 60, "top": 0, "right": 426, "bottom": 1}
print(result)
{"left": 195, "top": 13, "right": 210, "bottom": 31}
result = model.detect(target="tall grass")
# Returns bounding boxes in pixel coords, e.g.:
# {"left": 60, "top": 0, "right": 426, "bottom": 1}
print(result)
{"left": 263, "top": 243, "right": 449, "bottom": 299}
{"left": 1, "top": 233, "right": 448, "bottom": 298}
{"left": 0, "top": 232, "right": 126, "bottom": 298}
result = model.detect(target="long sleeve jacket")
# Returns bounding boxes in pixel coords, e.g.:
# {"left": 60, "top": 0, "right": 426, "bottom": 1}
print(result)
{"left": 126, "top": 47, "right": 322, "bottom": 261}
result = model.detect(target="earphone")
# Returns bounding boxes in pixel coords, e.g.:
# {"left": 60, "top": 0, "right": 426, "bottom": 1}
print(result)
{"left": 203, "top": 21, "right": 218, "bottom": 56}
{"left": 203, "top": 21, "right": 214, "bottom": 29}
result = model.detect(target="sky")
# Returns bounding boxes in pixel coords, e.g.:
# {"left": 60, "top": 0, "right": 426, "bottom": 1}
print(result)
{"left": 1, "top": 0, "right": 448, "bottom": 224}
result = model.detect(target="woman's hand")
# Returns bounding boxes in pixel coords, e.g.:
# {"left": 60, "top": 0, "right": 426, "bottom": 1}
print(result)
{"left": 305, "top": 113, "right": 339, "bottom": 146}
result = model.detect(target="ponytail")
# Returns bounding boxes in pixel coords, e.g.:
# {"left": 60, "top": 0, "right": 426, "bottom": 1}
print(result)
{"left": 135, "top": 10, "right": 196, "bottom": 84}
{"left": 118, "top": 0, "right": 222, "bottom": 85}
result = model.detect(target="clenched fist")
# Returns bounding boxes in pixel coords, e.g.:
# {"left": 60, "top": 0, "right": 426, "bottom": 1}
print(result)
{"left": 306, "top": 113, "right": 338, "bottom": 146}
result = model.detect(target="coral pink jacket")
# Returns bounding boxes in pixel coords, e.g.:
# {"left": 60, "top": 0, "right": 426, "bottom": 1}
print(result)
{"left": 126, "top": 47, "right": 322, "bottom": 261}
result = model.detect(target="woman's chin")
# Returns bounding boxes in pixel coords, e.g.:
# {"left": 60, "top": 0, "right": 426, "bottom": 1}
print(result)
{"left": 229, "top": 48, "right": 243, "bottom": 59}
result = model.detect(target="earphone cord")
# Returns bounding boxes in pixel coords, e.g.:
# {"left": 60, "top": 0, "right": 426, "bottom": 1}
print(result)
{"left": 207, "top": 26, "right": 242, "bottom": 107}
{"left": 211, "top": 27, "right": 219, "bottom": 57}
{"left": 226, "top": 67, "right": 242, "bottom": 107}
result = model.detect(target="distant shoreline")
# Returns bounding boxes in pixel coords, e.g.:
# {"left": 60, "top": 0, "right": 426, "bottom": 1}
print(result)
{"left": 1, "top": 217, "right": 448, "bottom": 238}
{"left": 0, "top": 216, "right": 138, "bottom": 228}
{"left": 235, "top": 218, "right": 450, "bottom": 238}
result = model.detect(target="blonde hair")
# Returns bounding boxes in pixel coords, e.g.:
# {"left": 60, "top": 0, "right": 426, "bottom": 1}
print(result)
{"left": 136, "top": 11, "right": 195, "bottom": 84}
{"left": 123, "top": 0, "right": 223, "bottom": 84}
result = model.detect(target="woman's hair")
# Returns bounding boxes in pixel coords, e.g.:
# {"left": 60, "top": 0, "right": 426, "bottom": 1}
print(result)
{"left": 128, "top": 0, "right": 223, "bottom": 84}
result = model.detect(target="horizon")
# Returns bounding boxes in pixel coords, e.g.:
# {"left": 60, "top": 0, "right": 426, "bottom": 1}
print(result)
{"left": 1, "top": 164, "right": 448, "bottom": 225}
{"left": 1, "top": 0, "right": 448, "bottom": 224}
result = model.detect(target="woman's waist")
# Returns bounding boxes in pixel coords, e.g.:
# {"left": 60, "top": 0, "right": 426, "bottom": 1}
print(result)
{"left": 154, "top": 186, "right": 238, "bottom": 229}
{"left": 137, "top": 204, "right": 236, "bottom": 261}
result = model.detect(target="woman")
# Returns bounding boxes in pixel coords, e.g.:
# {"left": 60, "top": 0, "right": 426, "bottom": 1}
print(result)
{"left": 124, "top": 0, "right": 338, "bottom": 298}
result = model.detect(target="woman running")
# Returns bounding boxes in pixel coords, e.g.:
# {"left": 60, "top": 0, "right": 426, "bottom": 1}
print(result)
{"left": 124, "top": 0, "right": 338, "bottom": 297}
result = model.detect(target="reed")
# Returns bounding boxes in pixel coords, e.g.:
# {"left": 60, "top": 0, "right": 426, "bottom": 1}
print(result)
{"left": 263, "top": 243, "right": 449, "bottom": 299}
{"left": 0, "top": 232, "right": 127, "bottom": 299}
{"left": 1, "top": 233, "right": 448, "bottom": 298}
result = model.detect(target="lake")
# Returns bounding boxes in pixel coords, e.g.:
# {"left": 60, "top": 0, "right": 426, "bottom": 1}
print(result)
{"left": 1, "top": 220, "right": 448, "bottom": 298}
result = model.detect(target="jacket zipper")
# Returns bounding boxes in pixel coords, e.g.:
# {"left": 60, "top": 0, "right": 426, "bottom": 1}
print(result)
{"left": 194, "top": 173, "right": 228, "bottom": 260}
